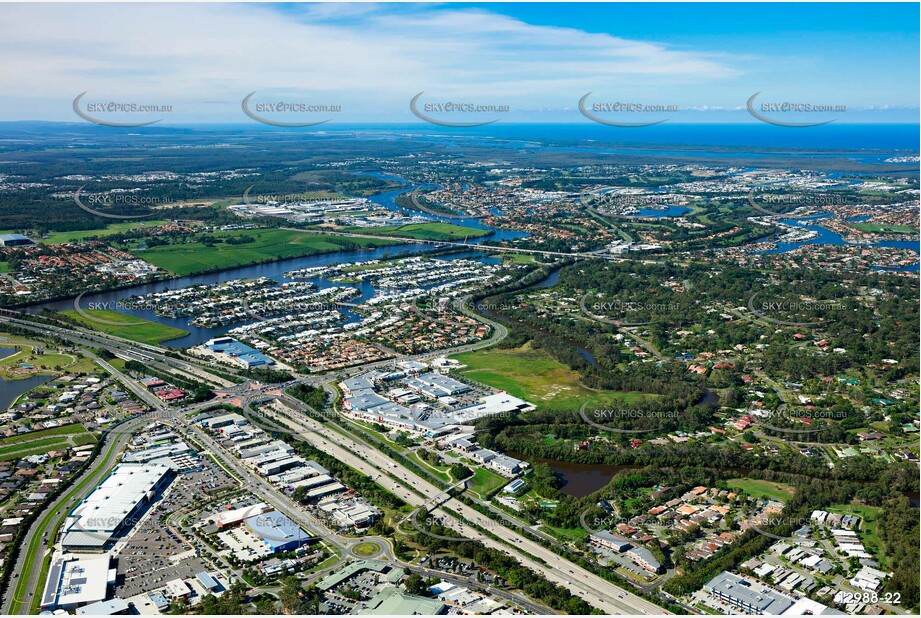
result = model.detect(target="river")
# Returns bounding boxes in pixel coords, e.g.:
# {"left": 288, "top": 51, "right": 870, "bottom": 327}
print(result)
{"left": 27, "top": 173, "right": 524, "bottom": 349}
{"left": 357, "top": 170, "right": 528, "bottom": 242}
{"left": 755, "top": 213, "right": 920, "bottom": 265}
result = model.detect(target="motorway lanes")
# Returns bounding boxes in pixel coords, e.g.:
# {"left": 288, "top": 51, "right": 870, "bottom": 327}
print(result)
{"left": 186, "top": 417, "right": 548, "bottom": 614}
{"left": 264, "top": 398, "right": 667, "bottom": 615}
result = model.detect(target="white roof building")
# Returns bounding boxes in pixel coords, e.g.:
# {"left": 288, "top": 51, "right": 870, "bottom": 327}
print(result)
{"left": 41, "top": 554, "right": 114, "bottom": 610}
{"left": 62, "top": 463, "right": 172, "bottom": 551}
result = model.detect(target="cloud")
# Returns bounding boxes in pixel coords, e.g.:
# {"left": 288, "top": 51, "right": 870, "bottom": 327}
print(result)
{"left": 0, "top": 3, "right": 738, "bottom": 121}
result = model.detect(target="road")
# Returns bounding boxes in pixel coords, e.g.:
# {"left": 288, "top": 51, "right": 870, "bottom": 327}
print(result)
{"left": 2, "top": 414, "right": 151, "bottom": 614}
{"left": 0, "top": 275, "right": 668, "bottom": 614}
{"left": 0, "top": 311, "right": 238, "bottom": 387}
{"left": 258, "top": 395, "right": 666, "bottom": 615}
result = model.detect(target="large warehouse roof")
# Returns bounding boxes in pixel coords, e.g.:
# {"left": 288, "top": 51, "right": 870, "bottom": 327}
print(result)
{"left": 62, "top": 463, "right": 171, "bottom": 549}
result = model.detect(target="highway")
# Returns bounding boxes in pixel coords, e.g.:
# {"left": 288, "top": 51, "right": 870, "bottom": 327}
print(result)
{"left": 182, "top": 412, "right": 546, "bottom": 614}
{"left": 0, "top": 285, "right": 668, "bottom": 614}
{"left": 258, "top": 395, "right": 666, "bottom": 615}
{"left": 0, "top": 311, "right": 238, "bottom": 388}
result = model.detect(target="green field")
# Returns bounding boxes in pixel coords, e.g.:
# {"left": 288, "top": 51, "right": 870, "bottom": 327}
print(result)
{"left": 850, "top": 223, "right": 917, "bottom": 235}
{"left": 0, "top": 341, "right": 91, "bottom": 379}
{"left": 351, "top": 542, "right": 382, "bottom": 557}
{"left": 452, "top": 343, "right": 649, "bottom": 412}
{"left": 467, "top": 467, "right": 507, "bottom": 498}
{"left": 43, "top": 220, "right": 171, "bottom": 244}
{"left": 498, "top": 253, "right": 539, "bottom": 265}
{"left": 727, "top": 478, "right": 796, "bottom": 502}
{"left": 60, "top": 309, "right": 189, "bottom": 345}
{"left": 0, "top": 424, "right": 89, "bottom": 444}
{"left": 0, "top": 424, "right": 95, "bottom": 461}
{"left": 131, "top": 229, "right": 398, "bottom": 276}
{"left": 345, "top": 222, "right": 489, "bottom": 241}
{"left": 542, "top": 523, "right": 590, "bottom": 543}
{"left": 407, "top": 451, "right": 451, "bottom": 482}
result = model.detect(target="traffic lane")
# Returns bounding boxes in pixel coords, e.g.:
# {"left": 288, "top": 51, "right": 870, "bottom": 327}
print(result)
{"left": 267, "top": 408, "right": 664, "bottom": 615}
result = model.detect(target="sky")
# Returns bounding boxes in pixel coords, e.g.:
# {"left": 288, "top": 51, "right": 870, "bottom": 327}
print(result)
{"left": 0, "top": 2, "right": 917, "bottom": 125}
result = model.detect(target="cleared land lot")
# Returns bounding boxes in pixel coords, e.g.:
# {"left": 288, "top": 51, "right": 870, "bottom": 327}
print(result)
{"left": 726, "top": 478, "right": 795, "bottom": 502}
{"left": 452, "top": 343, "right": 649, "bottom": 412}
{"left": 42, "top": 221, "right": 171, "bottom": 244}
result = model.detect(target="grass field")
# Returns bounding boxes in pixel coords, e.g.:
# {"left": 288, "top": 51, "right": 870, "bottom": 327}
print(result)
{"left": 43, "top": 220, "right": 171, "bottom": 244}
{"left": 131, "top": 229, "right": 398, "bottom": 276}
{"left": 850, "top": 223, "right": 917, "bottom": 235}
{"left": 0, "top": 341, "right": 91, "bottom": 379}
{"left": 542, "top": 524, "right": 590, "bottom": 543}
{"left": 60, "top": 309, "right": 188, "bottom": 345}
{"left": 452, "top": 343, "right": 649, "bottom": 412}
{"left": 0, "top": 423, "right": 89, "bottom": 444}
{"left": 0, "top": 424, "right": 95, "bottom": 461}
{"left": 727, "top": 478, "right": 796, "bottom": 502}
{"left": 407, "top": 451, "right": 451, "bottom": 482}
{"left": 467, "top": 467, "right": 507, "bottom": 498}
{"left": 345, "top": 222, "right": 489, "bottom": 241}
{"left": 498, "top": 253, "right": 539, "bottom": 265}
{"left": 351, "top": 542, "right": 382, "bottom": 557}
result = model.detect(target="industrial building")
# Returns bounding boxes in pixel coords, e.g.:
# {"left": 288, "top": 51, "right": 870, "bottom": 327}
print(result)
{"left": 704, "top": 571, "right": 794, "bottom": 614}
{"left": 41, "top": 554, "right": 116, "bottom": 611}
{"left": 0, "top": 233, "right": 35, "bottom": 247}
{"left": 488, "top": 453, "right": 527, "bottom": 477}
{"left": 205, "top": 337, "right": 275, "bottom": 368}
{"left": 302, "top": 481, "right": 346, "bottom": 502}
{"left": 62, "top": 463, "right": 173, "bottom": 551}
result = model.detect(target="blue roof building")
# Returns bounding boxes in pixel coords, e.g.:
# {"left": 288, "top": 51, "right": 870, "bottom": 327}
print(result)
{"left": 244, "top": 511, "right": 310, "bottom": 552}
{"left": 205, "top": 337, "right": 275, "bottom": 368}
{"left": 0, "top": 233, "right": 34, "bottom": 247}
